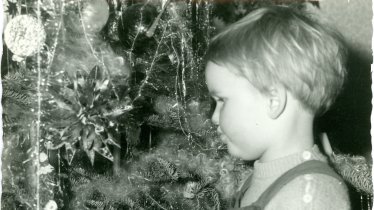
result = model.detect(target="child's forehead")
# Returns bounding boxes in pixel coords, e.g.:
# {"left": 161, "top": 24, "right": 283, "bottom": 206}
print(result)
{"left": 206, "top": 62, "right": 262, "bottom": 93}
{"left": 206, "top": 61, "right": 243, "bottom": 77}
{"left": 205, "top": 62, "right": 238, "bottom": 79}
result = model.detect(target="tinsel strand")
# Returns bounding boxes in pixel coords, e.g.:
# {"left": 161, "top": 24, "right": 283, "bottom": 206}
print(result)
{"left": 36, "top": 0, "right": 43, "bottom": 208}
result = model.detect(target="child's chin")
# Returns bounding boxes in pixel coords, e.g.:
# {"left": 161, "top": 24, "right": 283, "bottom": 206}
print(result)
{"left": 227, "top": 145, "right": 244, "bottom": 158}
{"left": 227, "top": 145, "right": 257, "bottom": 160}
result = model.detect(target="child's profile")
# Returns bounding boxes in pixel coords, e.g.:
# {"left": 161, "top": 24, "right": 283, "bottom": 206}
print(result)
{"left": 205, "top": 5, "right": 350, "bottom": 210}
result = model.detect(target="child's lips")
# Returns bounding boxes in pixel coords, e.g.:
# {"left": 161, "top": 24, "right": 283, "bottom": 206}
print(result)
{"left": 219, "top": 133, "right": 228, "bottom": 143}
{"left": 217, "top": 128, "right": 228, "bottom": 143}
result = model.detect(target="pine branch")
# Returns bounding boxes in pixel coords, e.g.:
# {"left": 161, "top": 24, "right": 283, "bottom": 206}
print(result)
{"left": 146, "top": 158, "right": 180, "bottom": 182}
{"left": 3, "top": 72, "right": 35, "bottom": 93}
{"left": 3, "top": 88, "right": 32, "bottom": 107}
{"left": 84, "top": 199, "right": 106, "bottom": 208}
{"left": 331, "top": 153, "right": 373, "bottom": 194}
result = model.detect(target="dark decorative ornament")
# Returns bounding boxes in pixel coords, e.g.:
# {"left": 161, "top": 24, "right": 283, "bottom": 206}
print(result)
{"left": 117, "top": 3, "right": 158, "bottom": 55}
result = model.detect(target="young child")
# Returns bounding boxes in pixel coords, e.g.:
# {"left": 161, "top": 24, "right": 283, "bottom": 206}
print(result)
{"left": 205, "top": 5, "right": 351, "bottom": 210}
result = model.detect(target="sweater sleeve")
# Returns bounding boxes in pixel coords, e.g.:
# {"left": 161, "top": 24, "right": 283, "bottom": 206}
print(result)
{"left": 265, "top": 174, "right": 351, "bottom": 210}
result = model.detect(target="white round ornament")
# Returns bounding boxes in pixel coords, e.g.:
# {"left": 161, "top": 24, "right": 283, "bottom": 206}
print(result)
{"left": 4, "top": 15, "right": 46, "bottom": 59}
{"left": 43, "top": 200, "right": 58, "bottom": 210}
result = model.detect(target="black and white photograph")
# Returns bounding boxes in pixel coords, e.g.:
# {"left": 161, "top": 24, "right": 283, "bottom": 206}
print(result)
{"left": 0, "top": 0, "right": 372, "bottom": 209}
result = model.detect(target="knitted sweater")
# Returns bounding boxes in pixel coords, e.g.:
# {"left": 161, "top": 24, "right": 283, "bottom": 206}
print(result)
{"left": 240, "top": 145, "right": 351, "bottom": 210}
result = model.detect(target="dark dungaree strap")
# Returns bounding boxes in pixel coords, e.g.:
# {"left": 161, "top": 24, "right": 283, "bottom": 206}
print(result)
{"left": 231, "top": 160, "right": 343, "bottom": 210}
{"left": 232, "top": 172, "right": 254, "bottom": 208}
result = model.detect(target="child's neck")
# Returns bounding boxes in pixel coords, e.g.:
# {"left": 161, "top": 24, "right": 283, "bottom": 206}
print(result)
{"left": 259, "top": 106, "right": 315, "bottom": 163}
{"left": 258, "top": 138, "right": 314, "bottom": 163}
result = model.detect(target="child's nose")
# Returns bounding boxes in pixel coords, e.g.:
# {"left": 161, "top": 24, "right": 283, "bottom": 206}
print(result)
{"left": 211, "top": 108, "right": 219, "bottom": 125}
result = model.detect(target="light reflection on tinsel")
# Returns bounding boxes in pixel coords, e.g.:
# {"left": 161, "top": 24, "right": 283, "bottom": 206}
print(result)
{"left": 122, "top": 0, "right": 214, "bottom": 150}
{"left": 134, "top": 13, "right": 168, "bottom": 101}
{"left": 36, "top": 0, "right": 43, "bottom": 208}
{"left": 76, "top": 0, "right": 123, "bottom": 101}
{"left": 43, "top": 0, "right": 65, "bottom": 95}
{"left": 77, "top": 0, "right": 103, "bottom": 60}
{"left": 359, "top": 194, "right": 373, "bottom": 210}
{"left": 146, "top": 0, "right": 170, "bottom": 37}
{"left": 367, "top": 195, "right": 372, "bottom": 210}
{"left": 4, "top": 0, "right": 127, "bottom": 207}
{"left": 177, "top": 0, "right": 212, "bottom": 149}
{"left": 128, "top": 1, "right": 148, "bottom": 65}
{"left": 175, "top": 32, "right": 189, "bottom": 138}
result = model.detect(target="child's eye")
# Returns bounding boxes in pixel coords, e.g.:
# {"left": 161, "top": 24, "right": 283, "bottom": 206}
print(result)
{"left": 217, "top": 97, "right": 226, "bottom": 102}
{"left": 212, "top": 97, "right": 224, "bottom": 103}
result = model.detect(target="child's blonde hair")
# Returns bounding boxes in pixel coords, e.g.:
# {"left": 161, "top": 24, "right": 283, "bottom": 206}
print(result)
{"left": 206, "top": 5, "right": 347, "bottom": 115}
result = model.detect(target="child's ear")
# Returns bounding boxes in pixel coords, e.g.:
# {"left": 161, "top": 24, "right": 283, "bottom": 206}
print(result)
{"left": 266, "top": 86, "right": 287, "bottom": 119}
